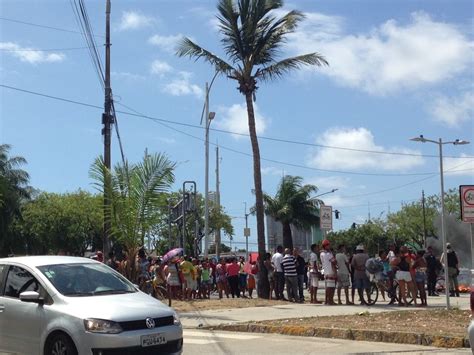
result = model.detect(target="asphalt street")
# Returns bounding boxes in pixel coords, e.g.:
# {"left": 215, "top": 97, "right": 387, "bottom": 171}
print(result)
{"left": 182, "top": 329, "right": 470, "bottom": 355}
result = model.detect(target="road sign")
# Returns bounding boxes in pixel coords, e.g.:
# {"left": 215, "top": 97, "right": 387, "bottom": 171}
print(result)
{"left": 460, "top": 185, "right": 474, "bottom": 223}
{"left": 320, "top": 205, "right": 333, "bottom": 230}
{"left": 244, "top": 228, "right": 251, "bottom": 237}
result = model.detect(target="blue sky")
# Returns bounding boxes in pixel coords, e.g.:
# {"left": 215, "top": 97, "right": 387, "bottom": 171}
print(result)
{"left": 1, "top": 0, "right": 473, "bottom": 252}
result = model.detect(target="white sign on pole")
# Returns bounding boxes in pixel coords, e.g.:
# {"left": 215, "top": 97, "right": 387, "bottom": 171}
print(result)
{"left": 460, "top": 185, "right": 474, "bottom": 223}
{"left": 320, "top": 205, "right": 333, "bottom": 230}
{"left": 244, "top": 228, "right": 251, "bottom": 237}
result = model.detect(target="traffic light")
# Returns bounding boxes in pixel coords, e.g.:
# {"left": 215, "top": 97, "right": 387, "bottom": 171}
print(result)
{"left": 334, "top": 210, "right": 340, "bottom": 219}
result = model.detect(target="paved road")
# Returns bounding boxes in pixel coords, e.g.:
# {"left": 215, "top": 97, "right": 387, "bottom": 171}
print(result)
{"left": 182, "top": 329, "right": 469, "bottom": 355}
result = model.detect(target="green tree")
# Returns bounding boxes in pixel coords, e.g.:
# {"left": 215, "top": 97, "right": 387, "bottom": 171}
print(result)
{"left": 14, "top": 191, "right": 102, "bottom": 255}
{"left": 176, "top": 0, "right": 327, "bottom": 297}
{"left": 90, "top": 152, "right": 175, "bottom": 281}
{"left": 0, "top": 144, "right": 31, "bottom": 256}
{"left": 263, "top": 175, "right": 320, "bottom": 249}
{"left": 209, "top": 243, "right": 232, "bottom": 254}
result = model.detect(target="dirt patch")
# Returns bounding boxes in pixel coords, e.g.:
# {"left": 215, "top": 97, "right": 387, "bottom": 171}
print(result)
{"left": 172, "top": 297, "right": 287, "bottom": 312}
{"left": 257, "top": 309, "right": 470, "bottom": 337}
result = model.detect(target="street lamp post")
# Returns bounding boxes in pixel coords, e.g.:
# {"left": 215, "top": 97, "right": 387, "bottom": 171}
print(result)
{"left": 410, "top": 135, "right": 470, "bottom": 310}
{"left": 203, "top": 81, "right": 215, "bottom": 257}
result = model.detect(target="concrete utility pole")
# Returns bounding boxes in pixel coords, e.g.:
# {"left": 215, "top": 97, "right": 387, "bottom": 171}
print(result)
{"left": 204, "top": 82, "right": 210, "bottom": 257}
{"left": 215, "top": 145, "right": 221, "bottom": 258}
{"left": 102, "top": 0, "right": 113, "bottom": 258}
{"left": 244, "top": 202, "right": 250, "bottom": 260}
{"left": 422, "top": 190, "right": 427, "bottom": 248}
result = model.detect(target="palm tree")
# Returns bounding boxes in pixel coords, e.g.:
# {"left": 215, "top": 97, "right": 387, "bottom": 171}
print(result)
{"left": 0, "top": 144, "right": 31, "bottom": 256}
{"left": 176, "top": 0, "right": 327, "bottom": 297}
{"left": 90, "top": 152, "right": 175, "bottom": 281}
{"left": 264, "top": 175, "right": 321, "bottom": 249}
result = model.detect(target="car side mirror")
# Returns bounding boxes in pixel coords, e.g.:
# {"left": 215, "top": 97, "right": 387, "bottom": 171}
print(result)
{"left": 19, "top": 291, "right": 44, "bottom": 305}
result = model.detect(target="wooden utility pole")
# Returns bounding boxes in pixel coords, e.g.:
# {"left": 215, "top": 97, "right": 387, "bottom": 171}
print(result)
{"left": 102, "top": 0, "right": 113, "bottom": 258}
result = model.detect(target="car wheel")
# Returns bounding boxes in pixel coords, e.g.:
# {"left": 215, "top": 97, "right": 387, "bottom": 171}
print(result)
{"left": 45, "top": 333, "right": 77, "bottom": 355}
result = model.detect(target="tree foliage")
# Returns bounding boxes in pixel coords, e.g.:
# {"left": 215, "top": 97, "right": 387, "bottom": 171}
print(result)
{"left": 90, "top": 152, "right": 175, "bottom": 281}
{"left": 0, "top": 144, "right": 31, "bottom": 256}
{"left": 14, "top": 191, "right": 102, "bottom": 255}
{"left": 263, "top": 175, "right": 320, "bottom": 249}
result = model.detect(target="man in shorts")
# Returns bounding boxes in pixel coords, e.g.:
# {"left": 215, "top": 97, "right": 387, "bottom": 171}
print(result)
{"left": 335, "top": 244, "right": 353, "bottom": 305}
{"left": 309, "top": 243, "right": 323, "bottom": 304}
{"left": 320, "top": 239, "right": 337, "bottom": 305}
{"left": 351, "top": 244, "right": 370, "bottom": 305}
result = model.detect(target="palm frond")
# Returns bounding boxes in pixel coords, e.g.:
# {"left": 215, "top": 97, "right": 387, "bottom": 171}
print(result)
{"left": 176, "top": 37, "right": 235, "bottom": 75}
{"left": 256, "top": 53, "right": 328, "bottom": 82}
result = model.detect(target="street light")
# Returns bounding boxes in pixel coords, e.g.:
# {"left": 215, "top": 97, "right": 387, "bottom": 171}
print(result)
{"left": 204, "top": 103, "right": 215, "bottom": 258}
{"left": 409, "top": 135, "right": 470, "bottom": 310}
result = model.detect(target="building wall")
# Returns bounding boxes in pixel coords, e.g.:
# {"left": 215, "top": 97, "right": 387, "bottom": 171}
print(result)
{"left": 266, "top": 215, "right": 315, "bottom": 253}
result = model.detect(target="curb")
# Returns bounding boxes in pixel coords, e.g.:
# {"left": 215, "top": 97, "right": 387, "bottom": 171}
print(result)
{"left": 207, "top": 323, "right": 470, "bottom": 349}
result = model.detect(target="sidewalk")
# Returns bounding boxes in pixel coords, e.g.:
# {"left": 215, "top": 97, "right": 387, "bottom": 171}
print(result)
{"left": 179, "top": 294, "right": 469, "bottom": 329}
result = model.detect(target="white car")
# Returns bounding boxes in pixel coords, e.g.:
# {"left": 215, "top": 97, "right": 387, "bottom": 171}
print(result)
{"left": 0, "top": 256, "right": 183, "bottom": 355}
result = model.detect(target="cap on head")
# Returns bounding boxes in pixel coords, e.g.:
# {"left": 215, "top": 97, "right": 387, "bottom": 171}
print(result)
{"left": 322, "top": 239, "right": 330, "bottom": 248}
{"left": 356, "top": 244, "right": 364, "bottom": 251}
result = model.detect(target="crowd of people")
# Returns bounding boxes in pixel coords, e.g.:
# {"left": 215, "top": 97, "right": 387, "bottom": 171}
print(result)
{"left": 96, "top": 239, "right": 461, "bottom": 306}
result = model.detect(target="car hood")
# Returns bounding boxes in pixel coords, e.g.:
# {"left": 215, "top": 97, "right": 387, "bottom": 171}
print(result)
{"left": 57, "top": 291, "right": 173, "bottom": 321}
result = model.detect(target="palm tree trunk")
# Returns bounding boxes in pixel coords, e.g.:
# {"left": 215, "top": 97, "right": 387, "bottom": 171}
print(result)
{"left": 282, "top": 222, "right": 293, "bottom": 250}
{"left": 244, "top": 91, "right": 269, "bottom": 299}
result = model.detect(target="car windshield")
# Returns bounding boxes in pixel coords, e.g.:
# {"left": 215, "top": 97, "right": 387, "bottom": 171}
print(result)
{"left": 38, "top": 263, "right": 136, "bottom": 296}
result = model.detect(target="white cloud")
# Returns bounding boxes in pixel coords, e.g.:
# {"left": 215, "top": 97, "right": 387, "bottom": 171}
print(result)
{"left": 0, "top": 42, "right": 65, "bottom": 64}
{"left": 150, "top": 60, "right": 173, "bottom": 76}
{"left": 430, "top": 92, "right": 474, "bottom": 127}
{"left": 162, "top": 71, "right": 203, "bottom": 98}
{"left": 308, "top": 127, "right": 424, "bottom": 171}
{"left": 286, "top": 12, "right": 473, "bottom": 94}
{"left": 216, "top": 103, "right": 268, "bottom": 138}
{"left": 261, "top": 166, "right": 284, "bottom": 176}
{"left": 148, "top": 34, "right": 184, "bottom": 53}
{"left": 444, "top": 154, "right": 474, "bottom": 177}
{"left": 112, "top": 71, "right": 145, "bottom": 81}
{"left": 118, "top": 11, "right": 154, "bottom": 31}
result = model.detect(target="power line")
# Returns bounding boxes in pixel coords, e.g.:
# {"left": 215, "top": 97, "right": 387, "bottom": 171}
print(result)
{"left": 2, "top": 83, "right": 473, "bottom": 178}
{"left": 0, "top": 16, "right": 103, "bottom": 37}
{"left": 0, "top": 46, "right": 89, "bottom": 52}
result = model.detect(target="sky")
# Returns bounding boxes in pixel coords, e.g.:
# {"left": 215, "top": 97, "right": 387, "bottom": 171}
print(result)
{"left": 1, "top": 0, "right": 473, "bottom": 253}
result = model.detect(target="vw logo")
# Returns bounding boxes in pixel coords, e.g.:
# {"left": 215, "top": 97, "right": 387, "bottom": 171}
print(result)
{"left": 145, "top": 317, "right": 155, "bottom": 329}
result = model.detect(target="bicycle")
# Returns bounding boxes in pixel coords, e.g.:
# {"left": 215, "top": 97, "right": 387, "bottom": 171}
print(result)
{"left": 363, "top": 274, "right": 414, "bottom": 306}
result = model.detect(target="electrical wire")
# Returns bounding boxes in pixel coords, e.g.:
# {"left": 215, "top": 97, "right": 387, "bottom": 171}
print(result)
{"left": 0, "top": 46, "right": 89, "bottom": 52}
{"left": 2, "top": 83, "right": 473, "bottom": 178}
{"left": 0, "top": 16, "right": 103, "bottom": 37}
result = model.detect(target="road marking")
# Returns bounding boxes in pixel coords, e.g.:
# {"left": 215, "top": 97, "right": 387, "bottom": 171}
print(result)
{"left": 184, "top": 338, "right": 218, "bottom": 345}
{"left": 184, "top": 330, "right": 260, "bottom": 340}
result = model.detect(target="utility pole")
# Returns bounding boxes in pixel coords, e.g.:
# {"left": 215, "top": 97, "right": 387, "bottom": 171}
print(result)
{"left": 204, "top": 82, "right": 210, "bottom": 257}
{"left": 422, "top": 190, "right": 427, "bottom": 248}
{"left": 215, "top": 145, "right": 221, "bottom": 258}
{"left": 102, "top": 0, "right": 113, "bottom": 259}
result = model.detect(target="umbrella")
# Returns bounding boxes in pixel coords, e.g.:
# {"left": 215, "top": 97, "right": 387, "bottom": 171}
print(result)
{"left": 162, "top": 248, "right": 183, "bottom": 263}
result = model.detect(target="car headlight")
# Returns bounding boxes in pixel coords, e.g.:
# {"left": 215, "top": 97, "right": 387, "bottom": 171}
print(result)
{"left": 84, "top": 318, "right": 122, "bottom": 334}
{"left": 173, "top": 312, "right": 181, "bottom": 326}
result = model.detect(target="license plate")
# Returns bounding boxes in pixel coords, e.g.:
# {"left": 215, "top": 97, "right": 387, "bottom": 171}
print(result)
{"left": 141, "top": 333, "right": 167, "bottom": 347}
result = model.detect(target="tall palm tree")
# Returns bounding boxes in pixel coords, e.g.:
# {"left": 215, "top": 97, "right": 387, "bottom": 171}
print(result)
{"left": 176, "top": 0, "right": 327, "bottom": 297}
{"left": 90, "top": 152, "right": 175, "bottom": 281}
{"left": 0, "top": 144, "right": 31, "bottom": 256}
{"left": 264, "top": 175, "right": 321, "bottom": 249}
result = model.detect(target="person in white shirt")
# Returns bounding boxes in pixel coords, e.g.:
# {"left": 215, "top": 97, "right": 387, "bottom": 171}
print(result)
{"left": 309, "top": 243, "right": 323, "bottom": 304}
{"left": 335, "top": 244, "right": 353, "bottom": 305}
{"left": 271, "top": 245, "right": 285, "bottom": 300}
{"left": 320, "top": 239, "right": 337, "bottom": 305}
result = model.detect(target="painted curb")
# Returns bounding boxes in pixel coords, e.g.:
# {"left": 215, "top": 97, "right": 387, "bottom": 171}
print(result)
{"left": 207, "top": 323, "right": 470, "bottom": 349}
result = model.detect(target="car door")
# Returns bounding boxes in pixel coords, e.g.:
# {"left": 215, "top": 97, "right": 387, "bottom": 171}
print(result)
{"left": 1, "top": 264, "right": 45, "bottom": 355}
{"left": 0, "top": 263, "right": 8, "bottom": 352}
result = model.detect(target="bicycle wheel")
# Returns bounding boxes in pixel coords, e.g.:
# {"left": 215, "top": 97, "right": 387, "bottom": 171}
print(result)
{"left": 154, "top": 285, "right": 168, "bottom": 301}
{"left": 393, "top": 281, "right": 415, "bottom": 305}
{"left": 363, "top": 282, "right": 378, "bottom": 305}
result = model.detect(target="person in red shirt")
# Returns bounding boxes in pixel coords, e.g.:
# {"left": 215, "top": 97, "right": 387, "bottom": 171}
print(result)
{"left": 226, "top": 258, "right": 240, "bottom": 298}
{"left": 215, "top": 258, "right": 228, "bottom": 299}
